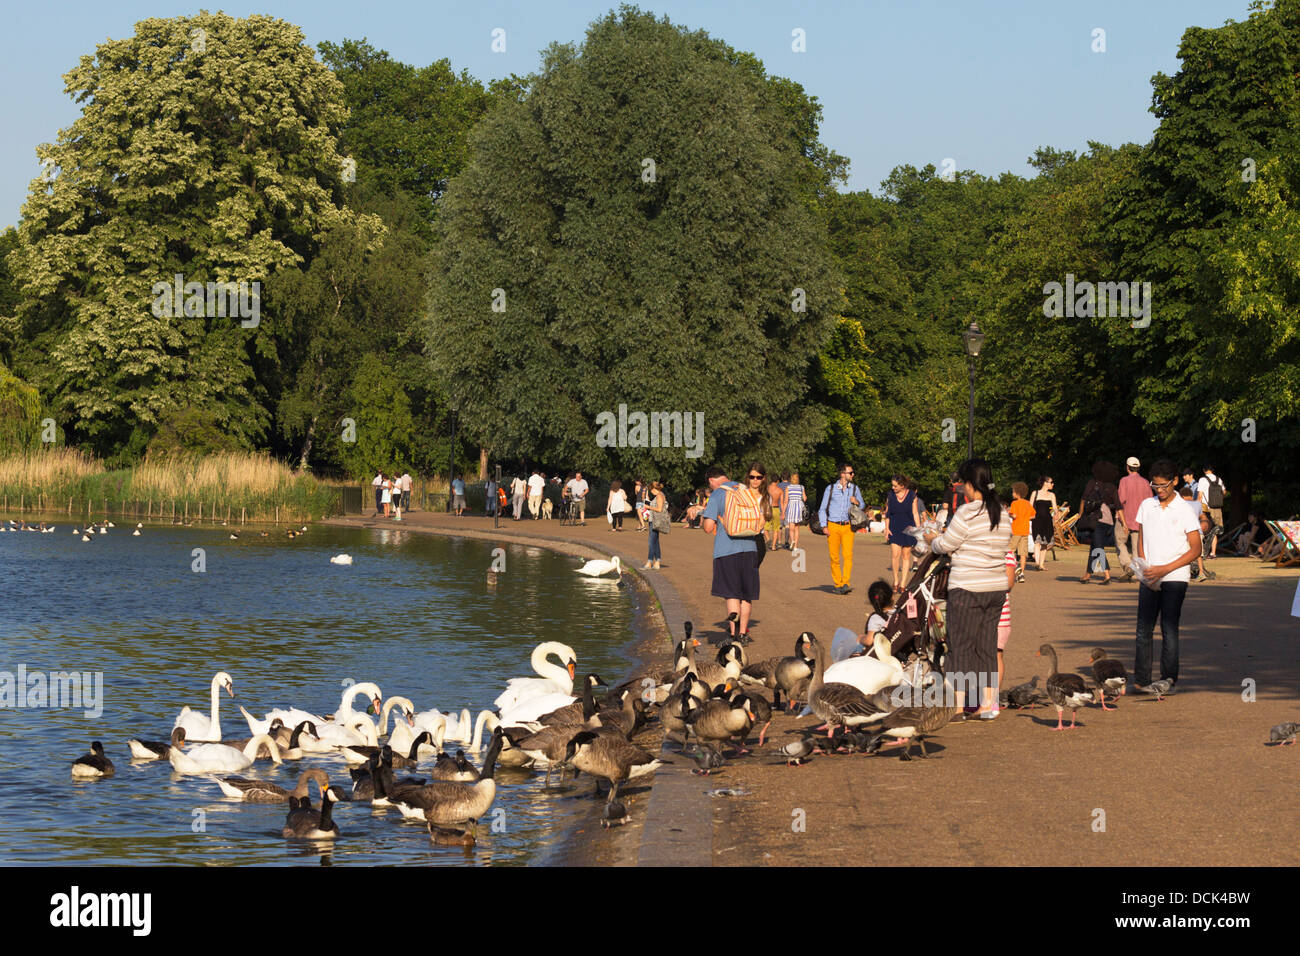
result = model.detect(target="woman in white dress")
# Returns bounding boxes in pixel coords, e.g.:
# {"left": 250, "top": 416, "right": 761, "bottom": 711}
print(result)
{"left": 606, "top": 480, "right": 629, "bottom": 532}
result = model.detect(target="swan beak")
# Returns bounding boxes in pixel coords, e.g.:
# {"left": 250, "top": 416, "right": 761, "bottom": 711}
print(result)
{"left": 405, "top": 712, "right": 414, "bottom": 726}
{"left": 567, "top": 662, "right": 576, "bottom": 680}
{"left": 373, "top": 696, "right": 383, "bottom": 713}
{"left": 226, "top": 684, "right": 235, "bottom": 697}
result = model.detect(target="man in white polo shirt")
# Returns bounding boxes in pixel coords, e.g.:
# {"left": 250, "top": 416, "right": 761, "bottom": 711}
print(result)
{"left": 527, "top": 469, "right": 545, "bottom": 519}
{"left": 1133, "top": 459, "right": 1202, "bottom": 694}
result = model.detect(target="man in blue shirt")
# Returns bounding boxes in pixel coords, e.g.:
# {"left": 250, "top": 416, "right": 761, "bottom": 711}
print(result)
{"left": 702, "top": 464, "right": 762, "bottom": 643}
{"left": 818, "top": 464, "right": 863, "bottom": 594}
{"left": 451, "top": 475, "right": 466, "bottom": 517}
{"left": 485, "top": 476, "right": 499, "bottom": 517}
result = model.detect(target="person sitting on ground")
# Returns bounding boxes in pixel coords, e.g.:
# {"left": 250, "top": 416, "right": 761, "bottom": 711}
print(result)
{"left": 856, "top": 580, "right": 896, "bottom": 655}
{"left": 1233, "top": 513, "right": 1266, "bottom": 556}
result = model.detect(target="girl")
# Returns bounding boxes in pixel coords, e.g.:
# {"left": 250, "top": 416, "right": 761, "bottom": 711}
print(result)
{"left": 996, "top": 550, "right": 1017, "bottom": 714}
{"left": 785, "top": 471, "right": 806, "bottom": 554}
{"left": 607, "top": 480, "right": 628, "bottom": 531}
{"left": 633, "top": 479, "right": 648, "bottom": 531}
{"left": 858, "top": 579, "right": 896, "bottom": 654}
{"left": 643, "top": 480, "right": 667, "bottom": 570}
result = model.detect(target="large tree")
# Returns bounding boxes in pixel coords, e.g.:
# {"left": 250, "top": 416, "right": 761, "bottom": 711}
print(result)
{"left": 427, "top": 6, "right": 843, "bottom": 485}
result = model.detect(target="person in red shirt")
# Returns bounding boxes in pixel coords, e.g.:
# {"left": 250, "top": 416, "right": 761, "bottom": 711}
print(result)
{"left": 1116, "top": 456, "right": 1151, "bottom": 582}
{"left": 945, "top": 473, "right": 967, "bottom": 529}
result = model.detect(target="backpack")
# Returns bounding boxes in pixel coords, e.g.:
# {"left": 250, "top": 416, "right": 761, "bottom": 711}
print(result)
{"left": 721, "top": 483, "right": 767, "bottom": 537}
{"left": 1078, "top": 483, "right": 1103, "bottom": 531}
{"left": 1206, "top": 477, "right": 1224, "bottom": 509}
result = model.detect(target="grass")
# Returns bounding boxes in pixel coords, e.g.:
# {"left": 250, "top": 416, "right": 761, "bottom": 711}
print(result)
{"left": 0, "top": 449, "right": 340, "bottom": 521}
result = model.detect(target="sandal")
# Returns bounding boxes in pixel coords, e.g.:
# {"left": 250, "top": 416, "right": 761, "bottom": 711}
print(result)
{"left": 1078, "top": 576, "right": 1090, "bottom": 584}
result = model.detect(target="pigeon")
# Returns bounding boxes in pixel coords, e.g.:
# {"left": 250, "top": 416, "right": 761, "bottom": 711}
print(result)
{"left": 1001, "top": 675, "right": 1046, "bottom": 709}
{"left": 602, "top": 798, "right": 630, "bottom": 828}
{"left": 1144, "top": 679, "right": 1174, "bottom": 701}
{"left": 690, "top": 746, "right": 726, "bottom": 776}
{"left": 779, "top": 738, "right": 814, "bottom": 766}
{"left": 1268, "top": 722, "right": 1299, "bottom": 746}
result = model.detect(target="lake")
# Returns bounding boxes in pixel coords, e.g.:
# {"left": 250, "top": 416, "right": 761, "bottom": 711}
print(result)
{"left": 0, "top": 521, "right": 643, "bottom": 865}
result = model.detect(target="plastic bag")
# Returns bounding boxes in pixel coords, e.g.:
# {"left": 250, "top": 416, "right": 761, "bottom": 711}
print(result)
{"left": 1129, "top": 556, "right": 1162, "bottom": 590}
{"left": 905, "top": 521, "right": 941, "bottom": 556}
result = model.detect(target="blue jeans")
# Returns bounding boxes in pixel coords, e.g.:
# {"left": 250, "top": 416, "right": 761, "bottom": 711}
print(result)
{"left": 1090, "top": 522, "right": 1115, "bottom": 572}
{"left": 1135, "top": 581, "right": 1187, "bottom": 685}
{"left": 647, "top": 529, "right": 661, "bottom": 562}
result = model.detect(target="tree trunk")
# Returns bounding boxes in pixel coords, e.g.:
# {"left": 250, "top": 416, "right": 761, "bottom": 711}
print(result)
{"left": 478, "top": 447, "right": 489, "bottom": 480}
{"left": 298, "top": 416, "right": 317, "bottom": 472}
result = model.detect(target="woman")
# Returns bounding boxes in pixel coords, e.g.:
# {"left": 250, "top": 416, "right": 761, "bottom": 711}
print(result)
{"left": 607, "top": 480, "right": 628, "bottom": 531}
{"left": 381, "top": 475, "right": 393, "bottom": 517}
{"left": 632, "top": 479, "right": 648, "bottom": 531}
{"left": 884, "top": 475, "right": 923, "bottom": 594}
{"left": 1079, "top": 462, "right": 1120, "bottom": 584}
{"left": 1028, "top": 476, "right": 1057, "bottom": 571}
{"left": 643, "top": 480, "right": 667, "bottom": 570}
{"left": 923, "top": 458, "right": 1012, "bottom": 718}
{"left": 765, "top": 476, "right": 785, "bottom": 550}
{"left": 784, "top": 471, "right": 806, "bottom": 553}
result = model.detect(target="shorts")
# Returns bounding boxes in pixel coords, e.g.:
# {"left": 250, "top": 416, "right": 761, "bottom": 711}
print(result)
{"left": 453, "top": 495, "right": 466, "bottom": 509}
{"left": 711, "top": 551, "right": 760, "bottom": 602}
{"left": 1208, "top": 506, "right": 1223, "bottom": 530}
{"left": 1009, "top": 534, "right": 1027, "bottom": 559}
{"left": 997, "top": 622, "right": 1010, "bottom": 650}
{"left": 766, "top": 512, "right": 781, "bottom": 535}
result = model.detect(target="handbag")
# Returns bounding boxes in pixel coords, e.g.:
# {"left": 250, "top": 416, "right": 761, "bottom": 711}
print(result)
{"left": 650, "top": 506, "right": 671, "bottom": 534}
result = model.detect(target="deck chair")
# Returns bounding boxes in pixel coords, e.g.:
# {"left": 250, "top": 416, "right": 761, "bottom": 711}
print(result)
{"left": 1266, "top": 520, "right": 1300, "bottom": 568}
{"left": 1055, "top": 513, "right": 1081, "bottom": 550}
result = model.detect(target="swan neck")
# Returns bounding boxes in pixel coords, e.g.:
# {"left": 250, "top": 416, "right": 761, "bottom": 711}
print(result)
{"left": 470, "top": 710, "right": 490, "bottom": 752}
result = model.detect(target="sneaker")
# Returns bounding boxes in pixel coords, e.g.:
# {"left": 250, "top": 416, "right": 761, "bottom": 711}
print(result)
{"left": 842, "top": 586, "right": 853, "bottom": 595}
{"left": 831, "top": 585, "right": 846, "bottom": 594}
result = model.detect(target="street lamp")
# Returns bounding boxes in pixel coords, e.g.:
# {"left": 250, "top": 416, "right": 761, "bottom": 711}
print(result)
{"left": 447, "top": 403, "right": 457, "bottom": 514}
{"left": 961, "top": 321, "right": 985, "bottom": 460}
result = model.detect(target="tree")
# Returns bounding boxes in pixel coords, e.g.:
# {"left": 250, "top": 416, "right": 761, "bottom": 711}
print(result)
{"left": 427, "top": 6, "right": 842, "bottom": 486}
{"left": 3, "top": 12, "right": 357, "bottom": 457}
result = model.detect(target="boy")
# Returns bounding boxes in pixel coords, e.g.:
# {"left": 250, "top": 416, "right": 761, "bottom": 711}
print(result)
{"left": 1007, "top": 482, "right": 1035, "bottom": 583}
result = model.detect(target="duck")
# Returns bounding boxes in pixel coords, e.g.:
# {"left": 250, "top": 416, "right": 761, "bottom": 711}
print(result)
{"left": 213, "top": 767, "right": 330, "bottom": 804}
{"left": 173, "top": 671, "right": 235, "bottom": 742}
{"left": 740, "top": 632, "right": 815, "bottom": 711}
{"left": 330, "top": 554, "right": 353, "bottom": 565}
{"left": 822, "top": 634, "right": 905, "bottom": 697}
{"left": 127, "top": 727, "right": 187, "bottom": 760}
{"left": 1088, "top": 648, "right": 1128, "bottom": 710}
{"left": 282, "top": 775, "right": 344, "bottom": 839}
{"left": 168, "top": 734, "right": 282, "bottom": 774}
{"left": 494, "top": 642, "right": 578, "bottom": 716}
{"left": 865, "top": 678, "right": 961, "bottom": 760}
{"left": 806, "top": 634, "right": 888, "bottom": 740}
{"left": 1037, "top": 643, "right": 1094, "bottom": 730}
{"left": 71, "top": 741, "right": 115, "bottom": 778}
{"left": 390, "top": 728, "right": 505, "bottom": 842}
{"left": 562, "top": 729, "right": 661, "bottom": 806}
{"left": 575, "top": 556, "right": 622, "bottom": 577}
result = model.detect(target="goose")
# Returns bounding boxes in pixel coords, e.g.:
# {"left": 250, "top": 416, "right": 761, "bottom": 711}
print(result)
{"left": 173, "top": 671, "right": 235, "bottom": 742}
{"left": 478, "top": 713, "right": 536, "bottom": 768}
{"left": 865, "top": 678, "right": 961, "bottom": 760}
{"left": 127, "top": 727, "right": 187, "bottom": 760}
{"left": 534, "top": 674, "right": 603, "bottom": 727}
{"left": 585, "top": 689, "right": 640, "bottom": 738}
{"left": 71, "top": 741, "right": 114, "bottom": 778}
{"left": 660, "top": 676, "right": 703, "bottom": 747}
{"left": 80, "top": 534, "right": 91, "bottom": 542}
{"left": 340, "top": 727, "right": 429, "bottom": 768}
{"left": 1268, "top": 722, "right": 1299, "bottom": 745}
{"left": 685, "top": 692, "right": 755, "bottom": 760}
{"left": 213, "top": 767, "right": 330, "bottom": 804}
{"left": 391, "top": 728, "right": 505, "bottom": 842}
{"left": 330, "top": 554, "right": 353, "bottom": 565}
{"left": 168, "top": 734, "right": 282, "bottom": 774}
{"left": 229, "top": 532, "right": 239, "bottom": 540}
{"left": 515, "top": 722, "right": 582, "bottom": 781}
{"left": 282, "top": 775, "right": 345, "bottom": 839}
{"left": 136, "top": 523, "right": 143, "bottom": 529}
{"left": 432, "top": 749, "right": 481, "bottom": 783}
{"left": 1087, "top": 648, "right": 1128, "bottom": 710}
{"left": 562, "top": 730, "right": 661, "bottom": 805}
{"left": 269, "top": 720, "right": 320, "bottom": 759}
{"left": 732, "top": 687, "right": 774, "bottom": 747}
{"left": 740, "top": 632, "right": 815, "bottom": 710}
{"left": 351, "top": 752, "right": 425, "bottom": 801}
{"left": 680, "top": 641, "right": 745, "bottom": 690}
{"left": 822, "top": 635, "right": 905, "bottom": 697}
{"left": 806, "top": 635, "right": 888, "bottom": 740}
{"left": 494, "top": 642, "right": 578, "bottom": 714}
{"left": 1037, "top": 643, "right": 1094, "bottom": 730}
{"left": 240, "top": 681, "right": 382, "bottom": 739}
{"left": 575, "top": 555, "right": 622, "bottom": 577}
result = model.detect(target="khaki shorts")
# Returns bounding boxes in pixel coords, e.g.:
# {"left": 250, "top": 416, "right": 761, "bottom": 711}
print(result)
{"left": 1009, "top": 534, "right": 1028, "bottom": 559}
{"left": 1208, "top": 507, "right": 1223, "bottom": 530}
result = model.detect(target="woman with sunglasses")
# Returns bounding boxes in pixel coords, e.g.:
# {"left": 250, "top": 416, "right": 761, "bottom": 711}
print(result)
{"left": 1028, "top": 476, "right": 1058, "bottom": 571}
{"left": 701, "top": 464, "right": 766, "bottom": 643}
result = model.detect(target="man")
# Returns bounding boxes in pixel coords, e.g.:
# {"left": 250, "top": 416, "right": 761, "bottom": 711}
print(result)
{"left": 818, "top": 464, "right": 864, "bottom": 595}
{"left": 1198, "top": 464, "right": 1226, "bottom": 558}
{"left": 1115, "top": 456, "right": 1149, "bottom": 580}
{"left": 485, "top": 474, "right": 499, "bottom": 518}
{"left": 701, "top": 465, "right": 760, "bottom": 643}
{"left": 565, "top": 471, "right": 589, "bottom": 525}
{"left": 527, "top": 469, "right": 545, "bottom": 519}
{"left": 1181, "top": 466, "right": 1199, "bottom": 498}
{"left": 510, "top": 473, "right": 527, "bottom": 520}
{"left": 400, "top": 472, "right": 412, "bottom": 512}
{"left": 1133, "top": 459, "right": 1201, "bottom": 694}
{"left": 371, "top": 471, "right": 384, "bottom": 517}
{"left": 946, "top": 472, "right": 966, "bottom": 529}
{"left": 451, "top": 474, "right": 466, "bottom": 517}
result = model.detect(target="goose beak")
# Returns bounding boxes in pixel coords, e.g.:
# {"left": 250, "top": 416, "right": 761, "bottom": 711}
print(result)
{"left": 692, "top": 638, "right": 701, "bottom": 647}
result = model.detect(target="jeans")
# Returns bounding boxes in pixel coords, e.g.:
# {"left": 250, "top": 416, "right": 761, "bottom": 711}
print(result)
{"left": 374, "top": 488, "right": 382, "bottom": 514}
{"left": 1135, "top": 581, "right": 1187, "bottom": 685}
{"left": 648, "top": 528, "right": 661, "bottom": 562}
{"left": 1090, "top": 522, "right": 1115, "bottom": 573}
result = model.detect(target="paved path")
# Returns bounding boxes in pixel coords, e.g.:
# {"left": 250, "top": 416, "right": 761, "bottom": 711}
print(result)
{"left": 331, "top": 507, "right": 1300, "bottom": 866}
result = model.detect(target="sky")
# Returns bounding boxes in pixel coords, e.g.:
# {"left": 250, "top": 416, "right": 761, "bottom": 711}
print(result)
{"left": 0, "top": 0, "right": 1252, "bottom": 228}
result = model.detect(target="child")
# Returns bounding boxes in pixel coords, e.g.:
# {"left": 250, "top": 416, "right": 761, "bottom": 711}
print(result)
{"left": 995, "top": 550, "right": 1017, "bottom": 716}
{"left": 857, "top": 579, "right": 896, "bottom": 654}
{"left": 1007, "top": 482, "right": 1035, "bottom": 583}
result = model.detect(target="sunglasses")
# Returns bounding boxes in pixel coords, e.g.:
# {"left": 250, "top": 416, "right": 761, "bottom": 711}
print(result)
{"left": 1150, "top": 479, "right": 1174, "bottom": 490}
{"left": 748, "top": 474, "right": 764, "bottom": 480}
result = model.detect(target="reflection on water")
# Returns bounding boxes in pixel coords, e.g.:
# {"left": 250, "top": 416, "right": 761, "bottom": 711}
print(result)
{"left": 0, "top": 524, "right": 640, "bottom": 865}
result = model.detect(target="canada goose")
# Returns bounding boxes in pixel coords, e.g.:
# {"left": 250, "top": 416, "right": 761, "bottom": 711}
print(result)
{"left": 732, "top": 688, "right": 774, "bottom": 747}
{"left": 660, "top": 674, "right": 704, "bottom": 746}
{"left": 479, "top": 713, "right": 536, "bottom": 769}
{"left": 865, "top": 679, "right": 960, "bottom": 760}
{"left": 71, "top": 741, "right": 114, "bottom": 778}
{"left": 807, "top": 635, "right": 888, "bottom": 740}
{"left": 685, "top": 692, "right": 754, "bottom": 760}
{"left": 1037, "top": 643, "right": 1095, "bottom": 730}
{"left": 494, "top": 642, "right": 579, "bottom": 715}
{"left": 127, "top": 727, "right": 186, "bottom": 760}
{"left": 282, "top": 775, "right": 345, "bottom": 839}
{"left": 575, "top": 556, "right": 622, "bottom": 577}
{"left": 173, "top": 671, "right": 235, "bottom": 742}
{"left": 586, "top": 689, "right": 639, "bottom": 738}
{"left": 1268, "top": 722, "right": 1299, "bottom": 745}
{"left": 685, "top": 641, "right": 745, "bottom": 690}
{"left": 270, "top": 720, "right": 320, "bottom": 759}
{"left": 535, "top": 674, "right": 603, "bottom": 727}
{"left": 391, "top": 728, "right": 505, "bottom": 841}
{"left": 740, "top": 632, "right": 815, "bottom": 710}
{"left": 1088, "top": 648, "right": 1128, "bottom": 710}
{"left": 432, "top": 749, "right": 481, "bottom": 783}
{"left": 351, "top": 752, "right": 425, "bottom": 801}
{"left": 80, "top": 534, "right": 91, "bottom": 542}
{"left": 562, "top": 730, "right": 661, "bottom": 805}
{"left": 214, "top": 767, "right": 330, "bottom": 804}
{"left": 169, "top": 734, "right": 282, "bottom": 774}
{"left": 342, "top": 731, "right": 430, "bottom": 769}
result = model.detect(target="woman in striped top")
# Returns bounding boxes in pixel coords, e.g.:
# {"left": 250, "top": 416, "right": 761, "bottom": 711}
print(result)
{"left": 784, "top": 472, "right": 806, "bottom": 553}
{"left": 924, "top": 458, "right": 1012, "bottom": 717}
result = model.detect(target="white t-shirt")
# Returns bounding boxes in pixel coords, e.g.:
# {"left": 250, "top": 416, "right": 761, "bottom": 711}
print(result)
{"left": 371, "top": 475, "right": 383, "bottom": 487}
{"left": 1196, "top": 476, "right": 1210, "bottom": 505}
{"left": 866, "top": 612, "right": 889, "bottom": 636}
{"left": 527, "top": 474, "right": 544, "bottom": 495}
{"left": 400, "top": 474, "right": 411, "bottom": 491}
{"left": 511, "top": 477, "right": 526, "bottom": 495}
{"left": 566, "top": 478, "right": 589, "bottom": 500}
{"left": 1136, "top": 496, "right": 1200, "bottom": 584}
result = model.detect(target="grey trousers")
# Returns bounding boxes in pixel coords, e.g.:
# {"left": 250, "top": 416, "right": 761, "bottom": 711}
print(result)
{"left": 945, "top": 587, "right": 1006, "bottom": 707}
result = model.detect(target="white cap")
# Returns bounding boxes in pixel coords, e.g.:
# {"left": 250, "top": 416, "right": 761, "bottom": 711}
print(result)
{"left": 1126, "top": 457, "right": 1140, "bottom": 468}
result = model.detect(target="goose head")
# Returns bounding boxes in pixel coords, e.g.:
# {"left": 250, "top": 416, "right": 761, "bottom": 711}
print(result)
{"left": 795, "top": 631, "right": 815, "bottom": 656}
{"left": 1087, "top": 647, "right": 1108, "bottom": 663}
{"left": 292, "top": 768, "right": 332, "bottom": 801}
{"left": 562, "top": 730, "right": 599, "bottom": 765}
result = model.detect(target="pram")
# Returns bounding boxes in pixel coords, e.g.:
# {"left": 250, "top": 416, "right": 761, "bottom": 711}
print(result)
{"left": 877, "top": 551, "right": 951, "bottom": 666}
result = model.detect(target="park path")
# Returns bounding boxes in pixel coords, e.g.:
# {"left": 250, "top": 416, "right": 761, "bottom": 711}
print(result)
{"left": 330, "top": 506, "right": 1300, "bottom": 866}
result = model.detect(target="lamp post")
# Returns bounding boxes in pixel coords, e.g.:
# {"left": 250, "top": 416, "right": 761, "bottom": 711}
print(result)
{"left": 961, "top": 321, "right": 985, "bottom": 460}
{"left": 494, "top": 463, "right": 501, "bottom": 530}
{"left": 447, "top": 404, "right": 456, "bottom": 514}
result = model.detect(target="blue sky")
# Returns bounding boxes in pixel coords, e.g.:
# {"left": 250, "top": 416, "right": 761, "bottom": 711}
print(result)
{"left": 0, "top": 0, "right": 1251, "bottom": 228}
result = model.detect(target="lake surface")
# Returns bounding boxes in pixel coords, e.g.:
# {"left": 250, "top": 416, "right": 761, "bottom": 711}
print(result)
{"left": 0, "top": 521, "right": 643, "bottom": 865}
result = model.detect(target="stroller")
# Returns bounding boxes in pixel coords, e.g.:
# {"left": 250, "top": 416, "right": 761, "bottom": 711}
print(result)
{"left": 877, "top": 551, "right": 951, "bottom": 667}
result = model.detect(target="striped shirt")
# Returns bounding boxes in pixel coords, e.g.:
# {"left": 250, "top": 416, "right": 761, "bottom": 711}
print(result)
{"left": 999, "top": 552, "right": 1015, "bottom": 629}
{"left": 930, "top": 500, "right": 1013, "bottom": 592}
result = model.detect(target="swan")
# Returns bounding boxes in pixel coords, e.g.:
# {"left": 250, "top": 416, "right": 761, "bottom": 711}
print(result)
{"left": 313, "top": 713, "right": 381, "bottom": 750}
{"left": 330, "top": 554, "right": 353, "bottom": 565}
{"left": 174, "top": 671, "right": 235, "bottom": 742}
{"left": 391, "top": 712, "right": 445, "bottom": 758}
{"left": 575, "top": 556, "right": 621, "bottom": 577}
{"left": 493, "top": 642, "right": 577, "bottom": 713}
{"left": 168, "top": 734, "right": 281, "bottom": 774}
{"left": 240, "top": 681, "right": 382, "bottom": 738}
{"left": 823, "top": 636, "right": 905, "bottom": 696}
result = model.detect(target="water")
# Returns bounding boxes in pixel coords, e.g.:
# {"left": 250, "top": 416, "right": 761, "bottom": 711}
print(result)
{"left": 0, "top": 521, "right": 643, "bottom": 865}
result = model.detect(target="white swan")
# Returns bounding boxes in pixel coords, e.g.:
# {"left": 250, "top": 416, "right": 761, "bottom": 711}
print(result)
{"left": 391, "top": 713, "right": 446, "bottom": 758}
{"left": 240, "top": 681, "right": 382, "bottom": 738}
{"left": 313, "top": 714, "right": 381, "bottom": 750}
{"left": 493, "top": 642, "right": 577, "bottom": 713}
{"left": 169, "top": 734, "right": 281, "bottom": 774}
{"left": 823, "top": 636, "right": 905, "bottom": 696}
{"left": 498, "top": 690, "right": 581, "bottom": 727}
{"left": 576, "top": 556, "right": 621, "bottom": 577}
{"left": 376, "top": 696, "right": 416, "bottom": 738}
{"left": 330, "top": 554, "right": 353, "bottom": 565}
{"left": 174, "top": 672, "right": 235, "bottom": 742}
